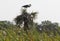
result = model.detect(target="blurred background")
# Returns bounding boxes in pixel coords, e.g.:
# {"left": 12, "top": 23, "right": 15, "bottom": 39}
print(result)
{"left": 0, "top": 0, "right": 60, "bottom": 24}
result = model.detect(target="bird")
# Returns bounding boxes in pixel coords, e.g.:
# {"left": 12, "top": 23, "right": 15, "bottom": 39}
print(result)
{"left": 22, "top": 4, "right": 31, "bottom": 8}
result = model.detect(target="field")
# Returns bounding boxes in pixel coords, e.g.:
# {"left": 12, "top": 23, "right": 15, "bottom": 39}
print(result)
{"left": 0, "top": 26, "right": 60, "bottom": 41}
{"left": 0, "top": 21, "right": 60, "bottom": 41}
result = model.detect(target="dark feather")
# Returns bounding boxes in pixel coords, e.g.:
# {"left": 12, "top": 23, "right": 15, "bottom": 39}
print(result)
{"left": 22, "top": 4, "right": 31, "bottom": 8}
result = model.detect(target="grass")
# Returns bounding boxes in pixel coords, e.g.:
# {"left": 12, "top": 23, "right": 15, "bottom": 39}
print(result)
{"left": 0, "top": 27, "right": 60, "bottom": 41}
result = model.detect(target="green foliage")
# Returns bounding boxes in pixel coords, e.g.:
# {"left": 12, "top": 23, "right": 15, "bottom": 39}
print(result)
{"left": 14, "top": 8, "right": 37, "bottom": 32}
{"left": 0, "top": 21, "right": 14, "bottom": 29}
{"left": 0, "top": 21, "right": 60, "bottom": 41}
{"left": 37, "top": 20, "right": 60, "bottom": 36}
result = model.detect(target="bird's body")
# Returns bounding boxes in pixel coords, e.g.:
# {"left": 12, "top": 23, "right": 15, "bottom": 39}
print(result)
{"left": 22, "top": 4, "right": 31, "bottom": 8}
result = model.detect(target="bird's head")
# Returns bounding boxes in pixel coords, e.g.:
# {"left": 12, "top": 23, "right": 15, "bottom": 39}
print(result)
{"left": 29, "top": 4, "right": 31, "bottom": 6}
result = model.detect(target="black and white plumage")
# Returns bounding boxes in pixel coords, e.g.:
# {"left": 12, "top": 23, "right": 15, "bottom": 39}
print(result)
{"left": 22, "top": 4, "right": 31, "bottom": 8}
